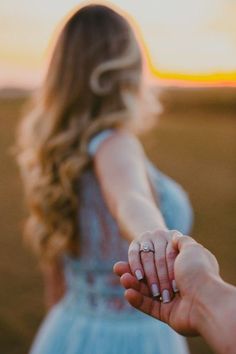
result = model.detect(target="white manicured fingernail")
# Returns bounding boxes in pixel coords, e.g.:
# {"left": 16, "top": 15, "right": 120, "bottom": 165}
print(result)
{"left": 172, "top": 280, "right": 179, "bottom": 293}
{"left": 162, "top": 289, "right": 171, "bottom": 303}
{"left": 135, "top": 270, "right": 143, "bottom": 280}
{"left": 151, "top": 283, "right": 160, "bottom": 297}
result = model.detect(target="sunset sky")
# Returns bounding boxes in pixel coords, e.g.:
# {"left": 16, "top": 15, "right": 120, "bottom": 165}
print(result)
{"left": 1, "top": 0, "right": 236, "bottom": 88}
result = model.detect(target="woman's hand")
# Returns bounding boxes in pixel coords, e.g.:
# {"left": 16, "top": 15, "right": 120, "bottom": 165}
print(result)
{"left": 128, "top": 229, "right": 180, "bottom": 302}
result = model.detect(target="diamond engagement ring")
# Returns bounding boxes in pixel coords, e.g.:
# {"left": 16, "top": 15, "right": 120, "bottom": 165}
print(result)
{"left": 140, "top": 242, "right": 155, "bottom": 253}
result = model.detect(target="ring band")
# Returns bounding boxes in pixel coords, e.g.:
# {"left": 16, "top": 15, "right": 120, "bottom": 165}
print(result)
{"left": 140, "top": 242, "right": 155, "bottom": 253}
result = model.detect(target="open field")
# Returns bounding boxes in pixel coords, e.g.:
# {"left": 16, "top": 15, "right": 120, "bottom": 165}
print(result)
{"left": 0, "top": 88, "right": 236, "bottom": 354}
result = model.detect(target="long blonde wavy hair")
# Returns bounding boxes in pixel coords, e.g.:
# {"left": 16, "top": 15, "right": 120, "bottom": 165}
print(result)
{"left": 16, "top": 4, "right": 160, "bottom": 262}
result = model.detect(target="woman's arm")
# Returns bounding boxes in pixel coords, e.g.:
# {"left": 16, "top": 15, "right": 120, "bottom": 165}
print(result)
{"left": 93, "top": 131, "right": 176, "bottom": 300}
{"left": 94, "top": 131, "right": 166, "bottom": 239}
{"left": 40, "top": 260, "right": 66, "bottom": 310}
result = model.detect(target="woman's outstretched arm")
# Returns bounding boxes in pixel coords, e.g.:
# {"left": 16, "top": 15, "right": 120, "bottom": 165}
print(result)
{"left": 94, "top": 131, "right": 166, "bottom": 239}
{"left": 93, "top": 130, "right": 176, "bottom": 300}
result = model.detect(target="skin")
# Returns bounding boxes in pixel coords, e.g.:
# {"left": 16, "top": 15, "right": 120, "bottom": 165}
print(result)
{"left": 43, "top": 131, "right": 175, "bottom": 307}
{"left": 94, "top": 131, "right": 176, "bottom": 300}
{"left": 114, "top": 235, "right": 236, "bottom": 354}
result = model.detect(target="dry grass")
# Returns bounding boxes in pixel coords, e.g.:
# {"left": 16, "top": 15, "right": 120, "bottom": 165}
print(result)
{"left": 0, "top": 89, "right": 235, "bottom": 354}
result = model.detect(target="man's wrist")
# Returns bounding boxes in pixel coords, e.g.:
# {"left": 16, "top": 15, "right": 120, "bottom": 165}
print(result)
{"left": 190, "top": 273, "right": 224, "bottom": 333}
{"left": 190, "top": 274, "right": 236, "bottom": 354}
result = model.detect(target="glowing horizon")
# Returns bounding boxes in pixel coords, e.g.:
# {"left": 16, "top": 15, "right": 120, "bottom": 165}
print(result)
{"left": 1, "top": 0, "right": 236, "bottom": 88}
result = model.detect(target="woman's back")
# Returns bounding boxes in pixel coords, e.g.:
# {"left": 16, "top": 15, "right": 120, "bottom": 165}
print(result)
{"left": 63, "top": 131, "right": 193, "bottom": 318}
{"left": 31, "top": 132, "right": 192, "bottom": 354}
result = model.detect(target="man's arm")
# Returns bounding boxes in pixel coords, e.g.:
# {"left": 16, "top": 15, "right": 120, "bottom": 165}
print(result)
{"left": 193, "top": 275, "right": 236, "bottom": 354}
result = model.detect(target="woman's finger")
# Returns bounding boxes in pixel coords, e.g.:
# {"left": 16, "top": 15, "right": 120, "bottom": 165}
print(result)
{"left": 140, "top": 241, "right": 160, "bottom": 297}
{"left": 128, "top": 240, "right": 144, "bottom": 280}
{"left": 166, "top": 241, "right": 179, "bottom": 293}
{"left": 154, "top": 240, "right": 173, "bottom": 303}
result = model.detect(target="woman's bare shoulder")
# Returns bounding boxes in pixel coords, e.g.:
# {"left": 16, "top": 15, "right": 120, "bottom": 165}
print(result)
{"left": 94, "top": 129, "right": 144, "bottom": 160}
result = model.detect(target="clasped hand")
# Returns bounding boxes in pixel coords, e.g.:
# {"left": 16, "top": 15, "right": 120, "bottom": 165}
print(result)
{"left": 114, "top": 230, "right": 219, "bottom": 336}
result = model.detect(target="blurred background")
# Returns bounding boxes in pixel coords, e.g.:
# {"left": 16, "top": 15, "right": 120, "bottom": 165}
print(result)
{"left": 0, "top": 0, "right": 236, "bottom": 353}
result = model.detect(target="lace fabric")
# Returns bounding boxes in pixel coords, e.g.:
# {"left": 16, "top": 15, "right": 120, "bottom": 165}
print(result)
{"left": 63, "top": 169, "right": 133, "bottom": 318}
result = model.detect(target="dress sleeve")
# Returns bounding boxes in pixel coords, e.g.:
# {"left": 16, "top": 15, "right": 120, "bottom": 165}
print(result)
{"left": 88, "top": 129, "right": 115, "bottom": 157}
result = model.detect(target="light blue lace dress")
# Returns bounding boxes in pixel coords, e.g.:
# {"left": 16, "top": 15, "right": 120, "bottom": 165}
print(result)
{"left": 30, "top": 130, "right": 193, "bottom": 354}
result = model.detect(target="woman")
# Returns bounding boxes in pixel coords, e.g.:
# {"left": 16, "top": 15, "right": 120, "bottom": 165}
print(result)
{"left": 17, "top": 4, "right": 193, "bottom": 354}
